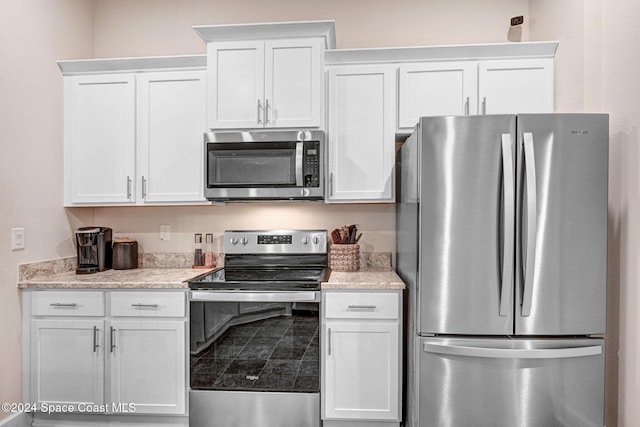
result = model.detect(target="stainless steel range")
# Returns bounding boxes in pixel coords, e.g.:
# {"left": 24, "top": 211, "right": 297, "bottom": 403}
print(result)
{"left": 189, "top": 230, "right": 328, "bottom": 427}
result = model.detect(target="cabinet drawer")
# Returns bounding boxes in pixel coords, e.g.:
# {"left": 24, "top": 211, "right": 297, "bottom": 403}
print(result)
{"left": 324, "top": 291, "right": 399, "bottom": 320}
{"left": 110, "top": 291, "right": 185, "bottom": 317}
{"left": 32, "top": 291, "right": 105, "bottom": 316}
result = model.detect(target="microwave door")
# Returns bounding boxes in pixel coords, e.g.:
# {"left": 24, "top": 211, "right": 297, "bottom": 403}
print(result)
{"left": 207, "top": 144, "right": 297, "bottom": 187}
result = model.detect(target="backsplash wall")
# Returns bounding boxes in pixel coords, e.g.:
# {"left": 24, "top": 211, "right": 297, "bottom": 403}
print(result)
{"left": 90, "top": 202, "right": 396, "bottom": 260}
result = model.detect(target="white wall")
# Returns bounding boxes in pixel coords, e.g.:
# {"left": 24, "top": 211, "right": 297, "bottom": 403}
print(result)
{"left": 599, "top": 2, "right": 640, "bottom": 426}
{"left": 0, "top": 0, "right": 95, "bottom": 419}
{"left": 530, "top": 1, "right": 640, "bottom": 425}
{"left": 91, "top": 0, "right": 530, "bottom": 57}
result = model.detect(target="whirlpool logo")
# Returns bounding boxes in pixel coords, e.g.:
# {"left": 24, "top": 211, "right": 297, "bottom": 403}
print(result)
{"left": 571, "top": 129, "right": 589, "bottom": 135}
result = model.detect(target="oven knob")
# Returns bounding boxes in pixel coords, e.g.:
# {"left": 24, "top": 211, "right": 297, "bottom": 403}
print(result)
{"left": 230, "top": 237, "right": 238, "bottom": 245}
{"left": 240, "top": 237, "right": 248, "bottom": 245}
{"left": 312, "top": 236, "right": 320, "bottom": 244}
{"left": 301, "top": 237, "right": 309, "bottom": 245}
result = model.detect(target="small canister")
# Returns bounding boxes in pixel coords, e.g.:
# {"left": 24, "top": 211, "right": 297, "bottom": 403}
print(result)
{"left": 112, "top": 238, "right": 139, "bottom": 270}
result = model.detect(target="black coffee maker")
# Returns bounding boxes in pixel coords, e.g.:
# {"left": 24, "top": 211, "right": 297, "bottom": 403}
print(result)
{"left": 75, "top": 227, "right": 113, "bottom": 274}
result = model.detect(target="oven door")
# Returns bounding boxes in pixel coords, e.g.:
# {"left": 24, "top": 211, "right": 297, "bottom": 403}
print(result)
{"left": 189, "top": 291, "right": 320, "bottom": 427}
{"left": 204, "top": 140, "right": 323, "bottom": 201}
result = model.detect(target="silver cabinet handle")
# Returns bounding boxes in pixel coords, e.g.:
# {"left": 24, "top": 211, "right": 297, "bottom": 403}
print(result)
{"left": 499, "top": 133, "right": 515, "bottom": 317}
{"left": 327, "top": 328, "right": 332, "bottom": 356}
{"left": 482, "top": 97, "right": 487, "bottom": 115}
{"left": 423, "top": 342, "right": 602, "bottom": 359}
{"left": 347, "top": 305, "right": 377, "bottom": 310}
{"left": 50, "top": 303, "right": 77, "bottom": 308}
{"left": 522, "top": 132, "right": 537, "bottom": 317}
{"left": 329, "top": 172, "right": 334, "bottom": 197}
{"left": 131, "top": 303, "right": 159, "bottom": 308}
{"left": 295, "top": 142, "right": 304, "bottom": 187}
{"left": 464, "top": 96, "right": 470, "bottom": 116}
{"left": 265, "top": 99, "right": 271, "bottom": 125}
{"left": 141, "top": 176, "right": 147, "bottom": 199}
{"left": 126, "top": 176, "right": 132, "bottom": 200}
{"left": 257, "top": 99, "right": 262, "bottom": 125}
{"left": 93, "top": 326, "right": 100, "bottom": 353}
{"left": 110, "top": 326, "right": 116, "bottom": 353}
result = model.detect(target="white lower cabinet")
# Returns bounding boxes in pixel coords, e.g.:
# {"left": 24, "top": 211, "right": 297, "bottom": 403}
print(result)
{"left": 322, "top": 290, "right": 402, "bottom": 426}
{"left": 110, "top": 320, "right": 185, "bottom": 415}
{"left": 26, "top": 290, "right": 187, "bottom": 418}
{"left": 31, "top": 319, "right": 105, "bottom": 406}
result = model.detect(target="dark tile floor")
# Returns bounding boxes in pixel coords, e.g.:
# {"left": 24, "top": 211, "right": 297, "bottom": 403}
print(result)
{"left": 191, "top": 310, "right": 320, "bottom": 392}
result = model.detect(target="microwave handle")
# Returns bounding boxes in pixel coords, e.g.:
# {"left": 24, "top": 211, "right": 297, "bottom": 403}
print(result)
{"left": 295, "top": 142, "right": 304, "bottom": 186}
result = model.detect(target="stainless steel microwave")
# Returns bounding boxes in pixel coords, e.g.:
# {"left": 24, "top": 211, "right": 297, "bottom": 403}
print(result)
{"left": 204, "top": 130, "right": 324, "bottom": 201}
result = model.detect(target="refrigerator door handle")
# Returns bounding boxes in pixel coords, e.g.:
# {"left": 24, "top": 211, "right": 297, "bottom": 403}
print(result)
{"left": 500, "top": 133, "right": 515, "bottom": 317}
{"left": 521, "top": 132, "right": 537, "bottom": 317}
{"left": 423, "top": 342, "right": 602, "bottom": 359}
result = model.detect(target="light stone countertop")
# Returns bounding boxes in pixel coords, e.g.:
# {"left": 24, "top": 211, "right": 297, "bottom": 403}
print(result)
{"left": 322, "top": 269, "right": 406, "bottom": 290}
{"left": 17, "top": 253, "right": 404, "bottom": 291}
{"left": 18, "top": 267, "right": 214, "bottom": 290}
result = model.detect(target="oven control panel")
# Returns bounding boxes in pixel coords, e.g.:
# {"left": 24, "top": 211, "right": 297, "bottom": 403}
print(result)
{"left": 225, "top": 230, "right": 327, "bottom": 254}
{"left": 257, "top": 235, "right": 292, "bottom": 245}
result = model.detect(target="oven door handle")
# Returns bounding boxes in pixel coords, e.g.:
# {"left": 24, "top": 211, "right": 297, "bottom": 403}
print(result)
{"left": 190, "top": 291, "right": 320, "bottom": 303}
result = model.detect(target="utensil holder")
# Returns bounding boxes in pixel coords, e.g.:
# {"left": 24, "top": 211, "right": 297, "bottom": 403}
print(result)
{"left": 329, "top": 244, "right": 360, "bottom": 272}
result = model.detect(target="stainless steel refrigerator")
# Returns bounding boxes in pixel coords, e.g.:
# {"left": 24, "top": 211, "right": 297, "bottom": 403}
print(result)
{"left": 396, "top": 114, "right": 608, "bottom": 427}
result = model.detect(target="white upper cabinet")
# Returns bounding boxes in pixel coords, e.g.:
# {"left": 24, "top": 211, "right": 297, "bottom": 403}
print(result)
{"left": 398, "top": 61, "right": 478, "bottom": 127}
{"left": 65, "top": 74, "right": 136, "bottom": 204}
{"left": 208, "top": 41, "right": 264, "bottom": 129}
{"left": 60, "top": 56, "right": 208, "bottom": 206}
{"left": 392, "top": 42, "right": 558, "bottom": 131}
{"left": 194, "top": 20, "right": 336, "bottom": 130}
{"left": 325, "top": 41, "right": 556, "bottom": 204}
{"left": 137, "top": 71, "right": 206, "bottom": 203}
{"left": 208, "top": 39, "right": 322, "bottom": 129}
{"left": 478, "top": 58, "right": 554, "bottom": 114}
{"left": 326, "top": 65, "right": 396, "bottom": 203}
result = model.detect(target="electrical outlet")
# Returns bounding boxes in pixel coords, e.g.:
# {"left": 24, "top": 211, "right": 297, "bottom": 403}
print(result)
{"left": 510, "top": 15, "right": 524, "bottom": 26}
{"left": 11, "top": 228, "right": 25, "bottom": 250}
{"left": 160, "top": 224, "right": 171, "bottom": 241}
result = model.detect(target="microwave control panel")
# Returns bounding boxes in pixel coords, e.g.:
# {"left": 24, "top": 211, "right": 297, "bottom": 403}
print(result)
{"left": 304, "top": 142, "right": 321, "bottom": 187}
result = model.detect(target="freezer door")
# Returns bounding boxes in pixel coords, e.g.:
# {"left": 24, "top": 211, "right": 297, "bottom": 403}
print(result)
{"left": 417, "top": 115, "right": 515, "bottom": 335}
{"left": 417, "top": 337, "right": 605, "bottom": 427}
{"left": 515, "top": 114, "right": 608, "bottom": 335}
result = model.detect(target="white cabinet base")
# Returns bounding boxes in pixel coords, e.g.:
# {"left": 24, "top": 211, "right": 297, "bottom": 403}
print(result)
{"left": 322, "top": 290, "right": 402, "bottom": 423}
{"left": 23, "top": 290, "right": 188, "bottom": 421}
{"left": 31, "top": 413, "right": 187, "bottom": 427}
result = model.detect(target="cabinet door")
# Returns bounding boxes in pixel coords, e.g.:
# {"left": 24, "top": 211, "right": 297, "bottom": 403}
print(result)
{"left": 31, "top": 319, "right": 105, "bottom": 406}
{"left": 137, "top": 71, "right": 207, "bottom": 203}
{"left": 65, "top": 74, "right": 136, "bottom": 204}
{"left": 327, "top": 65, "right": 396, "bottom": 202}
{"left": 478, "top": 59, "right": 554, "bottom": 114}
{"left": 207, "top": 41, "right": 265, "bottom": 129}
{"left": 323, "top": 321, "right": 400, "bottom": 420}
{"left": 397, "top": 61, "right": 478, "bottom": 129}
{"left": 109, "top": 320, "right": 186, "bottom": 415}
{"left": 264, "top": 39, "right": 322, "bottom": 128}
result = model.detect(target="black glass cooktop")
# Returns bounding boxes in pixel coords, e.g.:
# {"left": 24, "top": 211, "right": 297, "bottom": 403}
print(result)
{"left": 189, "top": 267, "right": 327, "bottom": 291}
